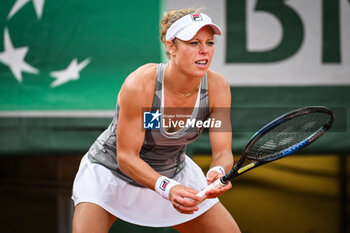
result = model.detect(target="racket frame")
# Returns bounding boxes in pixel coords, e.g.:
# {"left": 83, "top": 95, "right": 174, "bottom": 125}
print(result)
{"left": 221, "top": 106, "right": 334, "bottom": 183}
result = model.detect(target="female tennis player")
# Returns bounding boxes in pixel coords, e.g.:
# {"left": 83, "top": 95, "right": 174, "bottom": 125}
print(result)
{"left": 72, "top": 8, "right": 241, "bottom": 233}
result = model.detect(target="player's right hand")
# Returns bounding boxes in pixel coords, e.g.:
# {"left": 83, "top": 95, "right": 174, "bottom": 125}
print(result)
{"left": 169, "top": 185, "right": 202, "bottom": 214}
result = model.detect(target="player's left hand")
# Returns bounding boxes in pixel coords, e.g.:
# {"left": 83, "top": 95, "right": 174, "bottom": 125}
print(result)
{"left": 204, "top": 171, "right": 232, "bottom": 199}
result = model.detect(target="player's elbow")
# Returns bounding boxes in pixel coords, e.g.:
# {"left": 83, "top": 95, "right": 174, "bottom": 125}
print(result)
{"left": 117, "top": 152, "right": 131, "bottom": 174}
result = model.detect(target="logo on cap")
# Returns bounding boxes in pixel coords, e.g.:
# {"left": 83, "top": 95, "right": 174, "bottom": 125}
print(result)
{"left": 191, "top": 13, "right": 202, "bottom": 21}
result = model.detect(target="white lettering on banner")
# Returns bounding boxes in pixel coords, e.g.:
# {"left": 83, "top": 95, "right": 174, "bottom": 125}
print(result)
{"left": 163, "top": 118, "right": 222, "bottom": 129}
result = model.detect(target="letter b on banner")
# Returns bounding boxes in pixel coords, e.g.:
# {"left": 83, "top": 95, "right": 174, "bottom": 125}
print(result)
{"left": 226, "top": 0, "right": 304, "bottom": 63}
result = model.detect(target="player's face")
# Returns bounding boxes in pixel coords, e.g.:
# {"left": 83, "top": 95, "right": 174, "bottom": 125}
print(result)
{"left": 173, "top": 26, "right": 215, "bottom": 78}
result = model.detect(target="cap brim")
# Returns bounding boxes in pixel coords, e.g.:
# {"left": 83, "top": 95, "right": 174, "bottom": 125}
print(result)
{"left": 176, "top": 23, "right": 222, "bottom": 41}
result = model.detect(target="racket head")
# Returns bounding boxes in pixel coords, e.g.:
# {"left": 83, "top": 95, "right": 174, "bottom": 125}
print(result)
{"left": 222, "top": 106, "right": 334, "bottom": 182}
{"left": 244, "top": 106, "right": 334, "bottom": 162}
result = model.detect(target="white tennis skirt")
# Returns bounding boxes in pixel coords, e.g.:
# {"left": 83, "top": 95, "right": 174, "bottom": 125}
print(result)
{"left": 72, "top": 154, "right": 219, "bottom": 227}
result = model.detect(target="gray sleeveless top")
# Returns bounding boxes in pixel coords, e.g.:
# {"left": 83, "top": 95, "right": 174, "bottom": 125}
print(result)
{"left": 88, "top": 63, "right": 210, "bottom": 186}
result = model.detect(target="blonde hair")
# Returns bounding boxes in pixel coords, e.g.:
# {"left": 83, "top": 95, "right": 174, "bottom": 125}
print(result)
{"left": 160, "top": 8, "right": 203, "bottom": 58}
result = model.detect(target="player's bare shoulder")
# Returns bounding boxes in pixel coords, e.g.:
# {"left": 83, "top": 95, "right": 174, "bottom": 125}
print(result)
{"left": 207, "top": 69, "right": 231, "bottom": 108}
{"left": 207, "top": 69, "right": 230, "bottom": 92}
{"left": 119, "top": 63, "right": 158, "bottom": 107}
{"left": 123, "top": 63, "right": 158, "bottom": 92}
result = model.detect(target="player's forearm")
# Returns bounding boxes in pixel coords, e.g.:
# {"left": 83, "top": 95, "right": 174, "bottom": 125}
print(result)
{"left": 117, "top": 152, "right": 160, "bottom": 190}
{"left": 210, "top": 150, "right": 233, "bottom": 173}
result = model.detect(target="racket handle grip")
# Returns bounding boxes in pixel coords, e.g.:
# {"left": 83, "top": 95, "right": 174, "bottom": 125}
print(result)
{"left": 197, "top": 178, "right": 226, "bottom": 198}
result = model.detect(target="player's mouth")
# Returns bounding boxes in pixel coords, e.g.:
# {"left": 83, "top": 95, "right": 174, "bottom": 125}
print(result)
{"left": 195, "top": 59, "right": 208, "bottom": 67}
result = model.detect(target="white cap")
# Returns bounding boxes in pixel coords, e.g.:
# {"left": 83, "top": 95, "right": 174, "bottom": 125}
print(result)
{"left": 165, "top": 13, "right": 222, "bottom": 41}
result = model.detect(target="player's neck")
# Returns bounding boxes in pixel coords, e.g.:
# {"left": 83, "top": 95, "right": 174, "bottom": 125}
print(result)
{"left": 164, "top": 62, "right": 201, "bottom": 96}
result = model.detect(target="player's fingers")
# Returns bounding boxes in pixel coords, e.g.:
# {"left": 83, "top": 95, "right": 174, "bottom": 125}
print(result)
{"left": 205, "top": 189, "right": 222, "bottom": 197}
{"left": 177, "top": 196, "right": 200, "bottom": 207}
{"left": 182, "top": 189, "right": 202, "bottom": 202}
{"left": 206, "top": 172, "right": 221, "bottom": 183}
{"left": 205, "top": 181, "right": 231, "bottom": 198}
{"left": 173, "top": 186, "right": 202, "bottom": 202}
{"left": 185, "top": 188, "right": 199, "bottom": 195}
{"left": 173, "top": 202, "right": 199, "bottom": 214}
{"left": 173, "top": 192, "right": 201, "bottom": 207}
{"left": 170, "top": 186, "right": 201, "bottom": 207}
{"left": 220, "top": 181, "right": 232, "bottom": 191}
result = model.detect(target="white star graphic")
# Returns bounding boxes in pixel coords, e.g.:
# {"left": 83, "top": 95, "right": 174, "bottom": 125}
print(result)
{"left": 0, "top": 28, "right": 38, "bottom": 82}
{"left": 50, "top": 58, "right": 91, "bottom": 88}
{"left": 8, "top": 0, "right": 45, "bottom": 20}
{"left": 151, "top": 110, "right": 162, "bottom": 122}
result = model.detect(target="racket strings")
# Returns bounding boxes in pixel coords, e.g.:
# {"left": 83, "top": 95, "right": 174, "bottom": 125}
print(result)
{"left": 247, "top": 112, "right": 330, "bottom": 161}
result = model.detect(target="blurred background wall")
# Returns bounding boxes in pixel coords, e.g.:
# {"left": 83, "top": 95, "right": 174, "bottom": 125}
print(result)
{"left": 0, "top": 0, "right": 349, "bottom": 232}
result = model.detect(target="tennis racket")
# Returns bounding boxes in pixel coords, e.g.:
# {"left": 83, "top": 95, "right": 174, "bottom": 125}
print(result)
{"left": 197, "top": 106, "right": 334, "bottom": 198}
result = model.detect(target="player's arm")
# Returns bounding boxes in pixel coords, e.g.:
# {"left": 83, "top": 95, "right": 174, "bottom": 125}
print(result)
{"left": 205, "top": 71, "right": 234, "bottom": 198}
{"left": 116, "top": 65, "right": 161, "bottom": 190}
{"left": 116, "top": 65, "right": 201, "bottom": 213}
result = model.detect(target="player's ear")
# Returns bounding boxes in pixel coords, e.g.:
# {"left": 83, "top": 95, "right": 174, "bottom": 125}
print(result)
{"left": 165, "top": 40, "right": 177, "bottom": 56}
